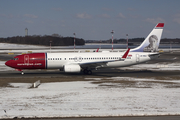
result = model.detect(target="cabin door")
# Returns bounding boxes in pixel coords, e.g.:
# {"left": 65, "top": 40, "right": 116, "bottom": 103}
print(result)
{"left": 136, "top": 54, "right": 139, "bottom": 62}
{"left": 24, "top": 55, "right": 29, "bottom": 64}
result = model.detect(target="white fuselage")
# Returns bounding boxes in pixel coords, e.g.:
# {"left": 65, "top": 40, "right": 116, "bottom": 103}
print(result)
{"left": 46, "top": 52, "right": 156, "bottom": 69}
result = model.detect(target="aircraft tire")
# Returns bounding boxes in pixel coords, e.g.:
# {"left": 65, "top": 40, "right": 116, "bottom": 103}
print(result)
{"left": 87, "top": 70, "right": 92, "bottom": 75}
{"left": 83, "top": 69, "right": 92, "bottom": 75}
{"left": 83, "top": 69, "right": 88, "bottom": 74}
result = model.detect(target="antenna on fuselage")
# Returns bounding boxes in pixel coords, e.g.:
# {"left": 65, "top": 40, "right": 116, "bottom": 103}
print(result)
{"left": 126, "top": 34, "right": 128, "bottom": 49}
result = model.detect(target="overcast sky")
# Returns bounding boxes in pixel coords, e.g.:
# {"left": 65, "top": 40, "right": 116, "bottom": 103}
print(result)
{"left": 0, "top": 0, "right": 180, "bottom": 40}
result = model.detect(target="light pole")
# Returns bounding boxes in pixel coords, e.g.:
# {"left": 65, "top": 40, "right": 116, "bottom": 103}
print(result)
{"left": 73, "top": 33, "right": 76, "bottom": 52}
{"left": 126, "top": 34, "right": 128, "bottom": 49}
{"left": 49, "top": 40, "right": 52, "bottom": 53}
{"left": 111, "top": 30, "right": 114, "bottom": 51}
{"left": 170, "top": 40, "right": 172, "bottom": 52}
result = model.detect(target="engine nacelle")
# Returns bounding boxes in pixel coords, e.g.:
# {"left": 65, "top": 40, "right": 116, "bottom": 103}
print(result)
{"left": 64, "top": 64, "right": 81, "bottom": 73}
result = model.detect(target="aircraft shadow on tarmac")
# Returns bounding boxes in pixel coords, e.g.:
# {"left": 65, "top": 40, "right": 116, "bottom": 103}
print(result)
{"left": 2, "top": 69, "right": 177, "bottom": 78}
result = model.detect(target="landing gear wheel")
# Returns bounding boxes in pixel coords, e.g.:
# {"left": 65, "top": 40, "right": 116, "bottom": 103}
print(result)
{"left": 83, "top": 69, "right": 92, "bottom": 75}
{"left": 83, "top": 69, "right": 88, "bottom": 74}
{"left": 87, "top": 70, "right": 92, "bottom": 75}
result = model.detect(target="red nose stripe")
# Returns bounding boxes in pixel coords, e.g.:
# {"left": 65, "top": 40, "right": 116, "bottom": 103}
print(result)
{"left": 6, "top": 53, "right": 46, "bottom": 69}
{"left": 28, "top": 53, "right": 46, "bottom": 69}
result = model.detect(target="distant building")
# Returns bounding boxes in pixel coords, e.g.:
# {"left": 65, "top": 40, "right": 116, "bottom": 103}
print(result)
{"left": 25, "top": 28, "right": 28, "bottom": 36}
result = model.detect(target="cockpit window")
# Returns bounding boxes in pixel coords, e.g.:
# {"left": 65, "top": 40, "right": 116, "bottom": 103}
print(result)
{"left": 13, "top": 58, "right": 19, "bottom": 61}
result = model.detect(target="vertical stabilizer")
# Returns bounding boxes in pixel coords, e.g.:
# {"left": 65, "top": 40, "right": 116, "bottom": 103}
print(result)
{"left": 131, "top": 23, "right": 164, "bottom": 52}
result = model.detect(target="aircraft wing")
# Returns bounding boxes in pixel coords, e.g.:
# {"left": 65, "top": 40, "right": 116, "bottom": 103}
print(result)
{"left": 79, "top": 60, "right": 115, "bottom": 69}
{"left": 79, "top": 48, "right": 130, "bottom": 69}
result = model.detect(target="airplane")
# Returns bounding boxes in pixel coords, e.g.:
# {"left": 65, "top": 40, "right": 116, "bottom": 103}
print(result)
{"left": 5, "top": 23, "right": 164, "bottom": 75}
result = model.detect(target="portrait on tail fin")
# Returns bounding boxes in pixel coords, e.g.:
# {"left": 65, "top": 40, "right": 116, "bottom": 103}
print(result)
{"left": 130, "top": 23, "right": 164, "bottom": 52}
{"left": 143, "top": 35, "right": 158, "bottom": 52}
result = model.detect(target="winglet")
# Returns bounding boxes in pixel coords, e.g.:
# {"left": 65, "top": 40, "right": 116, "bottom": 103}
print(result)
{"left": 122, "top": 48, "right": 130, "bottom": 59}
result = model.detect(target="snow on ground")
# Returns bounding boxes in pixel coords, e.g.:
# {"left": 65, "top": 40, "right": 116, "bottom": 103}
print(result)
{"left": 0, "top": 43, "right": 47, "bottom": 49}
{"left": 0, "top": 43, "right": 49, "bottom": 54}
{"left": 0, "top": 78, "right": 180, "bottom": 119}
{"left": 120, "top": 63, "right": 180, "bottom": 71}
{"left": 0, "top": 43, "right": 91, "bottom": 53}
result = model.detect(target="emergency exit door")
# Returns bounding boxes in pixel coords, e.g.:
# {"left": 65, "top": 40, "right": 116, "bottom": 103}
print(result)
{"left": 136, "top": 54, "right": 139, "bottom": 62}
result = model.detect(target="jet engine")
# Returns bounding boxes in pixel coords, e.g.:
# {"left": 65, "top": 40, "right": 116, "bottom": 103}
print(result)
{"left": 64, "top": 64, "right": 81, "bottom": 73}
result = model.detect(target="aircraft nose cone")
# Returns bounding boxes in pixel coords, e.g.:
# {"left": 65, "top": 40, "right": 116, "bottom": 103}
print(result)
{"left": 5, "top": 60, "right": 11, "bottom": 67}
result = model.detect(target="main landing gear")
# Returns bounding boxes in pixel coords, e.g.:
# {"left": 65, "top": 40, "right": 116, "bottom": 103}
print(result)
{"left": 83, "top": 69, "right": 92, "bottom": 75}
